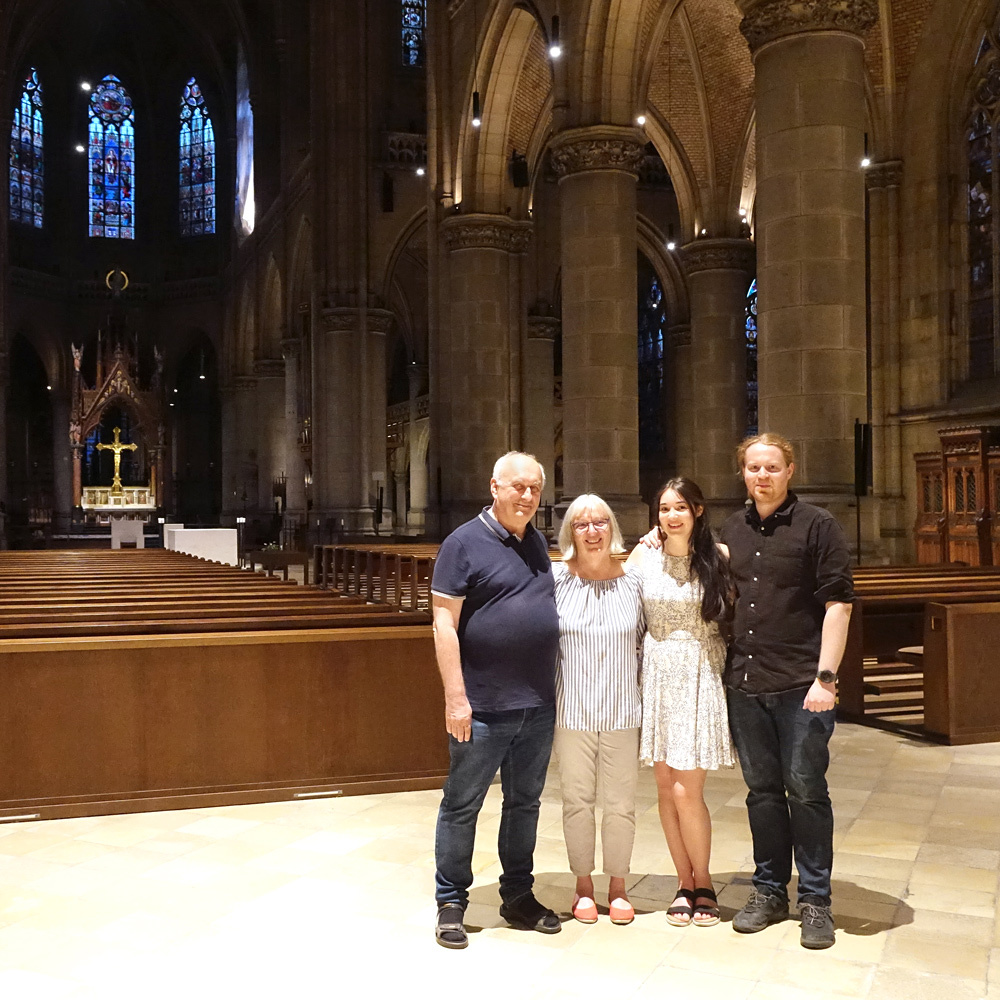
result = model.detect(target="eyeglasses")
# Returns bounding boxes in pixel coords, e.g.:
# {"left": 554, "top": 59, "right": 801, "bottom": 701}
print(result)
{"left": 572, "top": 518, "right": 610, "bottom": 533}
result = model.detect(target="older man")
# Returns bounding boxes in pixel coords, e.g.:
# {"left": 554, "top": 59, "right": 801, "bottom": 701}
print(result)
{"left": 722, "top": 433, "right": 853, "bottom": 949}
{"left": 431, "top": 452, "right": 561, "bottom": 949}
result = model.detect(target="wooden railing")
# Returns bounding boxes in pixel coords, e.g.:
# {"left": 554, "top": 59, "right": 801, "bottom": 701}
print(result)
{"left": 314, "top": 544, "right": 437, "bottom": 611}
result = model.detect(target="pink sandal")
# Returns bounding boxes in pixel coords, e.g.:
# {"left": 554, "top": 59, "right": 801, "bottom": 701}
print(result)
{"left": 609, "top": 897, "right": 635, "bottom": 925}
{"left": 572, "top": 894, "right": 599, "bottom": 923}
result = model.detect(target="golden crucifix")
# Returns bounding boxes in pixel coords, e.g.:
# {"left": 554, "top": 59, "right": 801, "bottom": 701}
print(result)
{"left": 95, "top": 426, "right": 138, "bottom": 493}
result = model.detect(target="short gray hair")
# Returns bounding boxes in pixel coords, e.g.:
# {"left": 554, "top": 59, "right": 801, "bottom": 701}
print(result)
{"left": 558, "top": 494, "right": 625, "bottom": 559}
{"left": 492, "top": 451, "right": 546, "bottom": 488}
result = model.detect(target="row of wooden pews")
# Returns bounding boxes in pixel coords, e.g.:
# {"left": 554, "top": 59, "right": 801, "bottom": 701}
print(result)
{"left": 0, "top": 549, "right": 447, "bottom": 820}
{"left": 314, "top": 543, "right": 438, "bottom": 610}
{"left": 837, "top": 563, "right": 1000, "bottom": 743}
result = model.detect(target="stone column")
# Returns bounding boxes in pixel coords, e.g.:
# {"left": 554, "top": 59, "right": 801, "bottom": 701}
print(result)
{"left": 669, "top": 324, "right": 694, "bottom": 478}
{"left": 233, "top": 376, "right": 259, "bottom": 513}
{"left": 550, "top": 125, "right": 647, "bottom": 536}
{"left": 253, "top": 360, "right": 285, "bottom": 512}
{"left": 51, "top": 393, "right": 72, "bottom": 535}
{"left": 679, "top": 238, "right": 756, "bottom": 513}
{"left": 280, "top": 337, "right": 307, "bottom": 514}
{"left": 0, "top": 353, "right": 8, "bottom": 523}
{"left": 438, "top": 214, "right": 531, "bottom": 530}
{"left": 524, "top": 315, "right": 559, "bottom": 506}
{"left": 740, "top": 0, "right": 877, "bottom": 500}
{"left": 406, "top": 362, "right": 428, "bottom": 530}
{"left": 220, "top": 382, "right": 239, "bottom": 519}
{"left": 866, "top": 159, "right": 905, "bottom": 559}
{"left": 313, "top": 307, "right": 393, "bottom": 532}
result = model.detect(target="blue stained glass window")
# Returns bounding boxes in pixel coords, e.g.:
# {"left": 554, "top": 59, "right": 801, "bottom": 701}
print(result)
{"left": 179, "top": 78, "right": 215, "bottom": 235}
{"left": 746, "top": 279, "right": 758, "bottom": 436}
{"left": 638, "top": 275, "right": 666, "bottom": 461}
{"left": 9, "top": 68, "right": 43, "bottom": 228}
{"left": 88, "top": 75, "right": 135, "bottom": 239}
{"left": 401, "top": 0, "right": 426, "bottom": 67}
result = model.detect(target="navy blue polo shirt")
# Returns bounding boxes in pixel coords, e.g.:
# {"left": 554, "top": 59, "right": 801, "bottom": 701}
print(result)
{"left": 432, "top": 508, "right": 559, "bottom": 713}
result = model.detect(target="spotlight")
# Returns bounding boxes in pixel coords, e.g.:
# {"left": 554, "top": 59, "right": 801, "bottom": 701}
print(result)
{"left": 199, "top": 374, "right": 206, "bottom": 380}
{"left": 471, "top": 91, "right": 481, "bottom": 128}
{"left": 415, "top": 166, "right": 425, "bottom": 176}
{"left": 549, "top": 15, "right": 561, "bottom": 59}
{"left": 74, "top": 144, "right": 85, "bottom": 153}
{"left": 636, "top": 114, "right": 646, "bottom": 126}
{"left": 666, "top": 242, "right": 676, "bottom": 251}
{"left": 861, "top": 157, "right": 871, "bottom": 168}
{"left": 46, "top": 385, "right": 52, "bottom": 390}
{"left": 739, "top": 207, "right": 747, "bottom": 218}
{"left": 173, "top": 388, "right": 178, "bottom": 393}
{"left": 700, "top": 228, "right": 707, "bottom": 236}
{"left": 80, "top": 81, "right": 91, "bottom": 92}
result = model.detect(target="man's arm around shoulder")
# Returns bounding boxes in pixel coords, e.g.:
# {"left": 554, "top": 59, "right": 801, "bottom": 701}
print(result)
{"left": 432, "top": 594, "right": 472, "bottom": 742}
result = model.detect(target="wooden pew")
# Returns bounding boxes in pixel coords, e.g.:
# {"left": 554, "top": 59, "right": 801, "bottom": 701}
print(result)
{"left": 922, "top": 601, "right": 1000, "bottom": 744}
{"left": 0, "top": 549, "right": 446, "bottom": 820}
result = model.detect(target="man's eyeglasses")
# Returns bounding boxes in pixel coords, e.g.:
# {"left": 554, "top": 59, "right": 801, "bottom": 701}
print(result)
{"left": 572, "top": 518, "right": 610, "bottom": 533}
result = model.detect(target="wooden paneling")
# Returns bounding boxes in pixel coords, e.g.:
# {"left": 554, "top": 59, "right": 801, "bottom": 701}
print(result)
{"left": 0, "top": 628, "right": 448, "bottom": 818}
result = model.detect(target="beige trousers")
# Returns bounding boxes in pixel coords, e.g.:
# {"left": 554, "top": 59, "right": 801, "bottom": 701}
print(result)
{"left": 553, "top": 727, "right": 640, "bottom": 878}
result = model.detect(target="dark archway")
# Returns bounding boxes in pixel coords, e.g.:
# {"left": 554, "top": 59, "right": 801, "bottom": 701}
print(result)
{"left": 6, "top": 335, "right": 54, "bottom": 546}
{"left": 172, "top": 335, "right": 221, "bottom": 523}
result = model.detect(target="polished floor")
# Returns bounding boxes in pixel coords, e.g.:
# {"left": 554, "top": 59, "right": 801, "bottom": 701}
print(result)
{"left": 0, "top": 723, "right": 997, "bottom": 999}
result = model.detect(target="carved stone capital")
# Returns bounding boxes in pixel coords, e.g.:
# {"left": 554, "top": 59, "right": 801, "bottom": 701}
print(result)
{"left": 234, "top": 375, "right": 258, "bottom": 391}
{"left": 526, "top": 315, "right": 561, "bottom": 341}
{"left": 319, "top": 305, "right": 395, "bottom": 334}
{"left": 440, "top": 214, "right": 533, "bottom": 253}
{"left": 280, "top": 337, "right": 301, "bottom": 360}
{"left": 739, "top": 0, "right": 878, "bottom": 52}
{"left": 367, "top": 308, "right": 395, "bottom": 335}
{"left": 254, "top": 358, "right": 285, "bottom": 379}
{"left": 549, "top": 126, "right": 646, "bottom": 179}
{"left": 864, "top": 159, "right": 903, "bottom": 190}
{"left": 678, "top": 238, "right": 756, "bottom": 276}
{"left": 668, "top": 324, "right": 692, "bottom": 349}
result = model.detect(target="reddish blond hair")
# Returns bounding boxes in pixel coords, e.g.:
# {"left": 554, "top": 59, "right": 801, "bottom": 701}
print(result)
{"left": 736, "top": 433, "right": 795, "bottom": 470}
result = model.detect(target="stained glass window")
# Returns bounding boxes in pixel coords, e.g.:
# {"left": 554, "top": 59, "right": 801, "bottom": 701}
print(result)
{"left": 402, "top": 0, "right": 426, "bottom": 67}
{"left": 236, "top": 47, "right": 255, "bottom": 236}
{"left": 9, "top": 68, "right": 43, "bottom": 228}
{"left": 746, "top": 278, "right": 758, "bottom": 436}
{"left": 179, "top": 78, "right": 215, "bottom": 235}
{"left": 88, "top": 74, "right": 135, "bottom": 239}
{"left": 638, "top": 274, "right": 666, "bottom": 463}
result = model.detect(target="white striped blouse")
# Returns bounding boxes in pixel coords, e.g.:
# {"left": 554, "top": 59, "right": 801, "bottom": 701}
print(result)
{"left": 553, "top": 562, "right": 644, "bottom": 731}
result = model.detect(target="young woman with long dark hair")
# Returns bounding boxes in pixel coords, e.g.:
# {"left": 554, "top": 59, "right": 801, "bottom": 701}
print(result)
{"left": 625, "top": 477, "right": 734, "bottom": 928}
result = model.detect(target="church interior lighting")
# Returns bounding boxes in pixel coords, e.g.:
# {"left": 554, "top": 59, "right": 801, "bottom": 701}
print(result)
{"left": 471, "top": 90, "right": 481, "bottom": 128}
{"left": 636, "top": 114, "right": 646, "bottom": 126}
{"left": 549, "top": 15, "right": 561, "bottom": 59}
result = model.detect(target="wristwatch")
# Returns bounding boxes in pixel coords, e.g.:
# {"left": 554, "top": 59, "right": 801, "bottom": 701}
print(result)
{"left": 816, "top": 669, "right": 837, "bottom": 684}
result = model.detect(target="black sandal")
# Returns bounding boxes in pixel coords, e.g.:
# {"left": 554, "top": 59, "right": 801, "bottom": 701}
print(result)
{"left": 692, "top": 887, "right": 720, "bottom": 926}
{"left": 666, "top": 887, "right": 696, "bottom": 926}
{"left": 435, "top": 903, "right": 468, "bottom": 949}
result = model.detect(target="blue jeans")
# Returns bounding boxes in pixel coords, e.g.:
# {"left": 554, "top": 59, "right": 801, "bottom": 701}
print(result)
{"left": 727, "top": 686, "right": 835, "bottom": 905}
{"left": 434, "top": 704, "right": 555, "bottom": 907}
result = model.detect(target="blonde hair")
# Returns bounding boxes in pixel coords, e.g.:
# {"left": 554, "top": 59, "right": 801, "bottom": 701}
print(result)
{"left": 558, "top": 494, "right": 626, "bottom": 559}
{"left": 736, "top": 432, "right": 795, "bottom": 470}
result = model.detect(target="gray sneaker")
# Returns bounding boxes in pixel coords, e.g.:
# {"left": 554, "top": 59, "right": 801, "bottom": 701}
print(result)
{"left": 799, "top": 900, "right": 835, "bottom": 949}
{"left": 732, "top": 888, "right": 789, "bottom": 933}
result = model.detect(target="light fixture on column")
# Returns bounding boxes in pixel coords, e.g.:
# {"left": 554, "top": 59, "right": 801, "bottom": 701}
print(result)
{"left": 74, "top": 143, "right": 85, "bottom": 153}
{"left": 549, "top": 15, "right": 561, "bottom": 59}
{"left": 80, "top": 81, "right": 91, "bottom": 92}
{"left": 739, "top": 207, "right": 747, "bottom": 217}
{"left": 636, "top": 114, "right": 647, "bottom": 126}
{"left": 860, "top": 156, "right": 871, "bottom": 168}
{"left": 415, "top": 166, "right": 425, "bottom": 176}
{"left": 471, "top": 90, "right": 482, "bottom": 128}
{"left": 199, "top": 350, "right": 206, "bottom": 380}
{"left": 666, "top": 241, "right": 676, "bottom": 251}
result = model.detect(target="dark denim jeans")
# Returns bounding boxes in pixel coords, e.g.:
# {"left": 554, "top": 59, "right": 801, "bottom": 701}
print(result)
{"left": 434, "top": 704, "right": 555, "bottom": 908}
{"left": 727, "top": 685, "right": 835, "bottom": 905}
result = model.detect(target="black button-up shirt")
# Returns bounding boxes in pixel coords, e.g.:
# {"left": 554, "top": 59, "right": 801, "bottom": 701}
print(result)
{"left": 720, "top": 492, "right": 854, "bottom": 694}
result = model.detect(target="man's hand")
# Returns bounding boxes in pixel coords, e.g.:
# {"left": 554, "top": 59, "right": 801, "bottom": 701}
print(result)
{"left": 639, "top": 526, "right": 661, "bottom": 549}
{"left": 803, "top": 678, "right": 836, "bottom": 712}
{"left": 445, "top": 695, "right": 473, "bottom": 742}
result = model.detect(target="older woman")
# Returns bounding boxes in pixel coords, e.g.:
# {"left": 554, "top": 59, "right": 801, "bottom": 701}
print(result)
{"left": 553, "top": 494, "right": 644, "bottom": 925}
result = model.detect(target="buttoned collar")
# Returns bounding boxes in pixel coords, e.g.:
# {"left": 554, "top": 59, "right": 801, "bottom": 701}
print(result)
{"left": 479, "top": 506, "right": 530, "bottom": 544}
{"left": 745, "top": 491, "right": 798, "bottom": 529}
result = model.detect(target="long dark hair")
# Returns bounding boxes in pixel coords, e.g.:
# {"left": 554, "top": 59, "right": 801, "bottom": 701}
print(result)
{"left": 654, "top": 477, "right": 734, "bottom": 623}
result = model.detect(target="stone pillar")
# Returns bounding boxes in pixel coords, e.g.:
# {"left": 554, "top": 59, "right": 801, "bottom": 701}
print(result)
{"left": 679, "top": 238, "right": 756, "bottom": 514}
{"left": 550, "top": 125, "right": 647, "bottom": 536}
{"left": 51, "top": 393, "right": 72, "bottom": 535}
{"left": 524, "top": 315, "right": 559, "bottom": 506}
{"left": 220, "top": 383, "right": 239, "bottom": 519}
{"left": 0, "top": 353, "right": 8, "bottom": 523}
{"left": 280, "top": 337, "right": 307, "bottom": 514}
{"left": 438, "top": 214, "right": 531, "bottom": 530}
{"left": 740, "top": 0, "right": 877, "bottom": 500}
{"left": 867, "top": 159, "right": 905, "bottom": 559}
{"left": 406, "top": 362, "right": 428, "bottom": 530}
{"left": 232, "top": 376, "right": 259, "bottom": 513}
{"left": 313, "top": 307, "right": 393, "bottom": 532}
{"left": 253, "top": 360, "right": 286, "bottom": 513}
{"left": 669, "top": 324, "right": 694, "bottom": 479}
